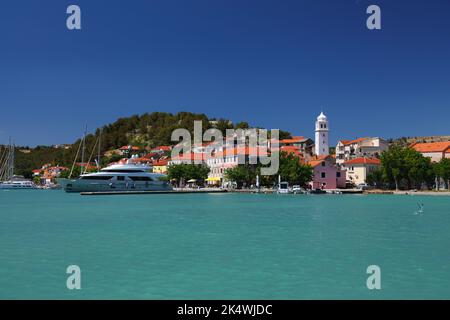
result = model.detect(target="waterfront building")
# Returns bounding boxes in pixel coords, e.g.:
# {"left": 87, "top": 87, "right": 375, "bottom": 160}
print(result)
{"left": 169, "top": 153, "right": 206, "bottom": 165}
{"left": 335, "top": 137, "right": 388, "bottom": 165}
{"left": 315, "top": 112, "right": 329, "bottom": 156}
{"left": 270, "top": 136, "right": 314, "bottom": 158}
{"left": 341, "top": 157, "right": 381, "bottom": 185}
{"left": 308, "top": 155, "right": 346, "bottom": 190}
{"left": 205, "top": 147, "right": 268, "bottom": 186}
{"left": 410, "top": 141, "right": 450, "bottom": 162}
{"left": 152, "top": 158, "right": 169, "bottom": 174}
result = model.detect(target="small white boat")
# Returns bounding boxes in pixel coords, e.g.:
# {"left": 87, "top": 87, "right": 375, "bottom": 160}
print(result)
{"left": 277, "top": 181, "right": 291, "bottom": 194}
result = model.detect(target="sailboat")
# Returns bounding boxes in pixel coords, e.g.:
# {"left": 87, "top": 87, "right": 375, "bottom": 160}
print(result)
{"left": 0, "top": 140, "right": 37, "bottom": 189}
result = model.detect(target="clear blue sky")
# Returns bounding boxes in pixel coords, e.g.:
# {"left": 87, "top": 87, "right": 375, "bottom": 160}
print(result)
{"left": 0, "top": 0, "right": 449, "bottom": 146}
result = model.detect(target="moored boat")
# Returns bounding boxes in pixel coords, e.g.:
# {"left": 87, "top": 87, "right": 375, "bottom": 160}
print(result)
{"left": 0, "top": 140, "right": 37, "bottom": 190}
{"left": 58, "top": 160, "right": 172, "bottom": 193}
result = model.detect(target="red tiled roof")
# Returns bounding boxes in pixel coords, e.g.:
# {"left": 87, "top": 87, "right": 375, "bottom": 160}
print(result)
{"left": 339, "top": 138, "right": 368, "bottom": 146}
{"left": 171, "top": 153, "right": 206, "bottom": 161}
{"left": 411, "top": 141, "right": 450, "bottom": 153}
{"left": 130, "top": 157, "right": 152, "bottom": 163}
{"left": 308, "top": 155, "right": 331, "bottom": 167}
{"left": 153, "top": 146, "right": 172, "bottom": 151}
{"left": 280, "top": 136, "right": 306, "bottom": 144}
{"left": 119, "top": 146, "right": 141, "bottom": 151}
{"left": 75, "top": 163, "right": 97, "bottom": 169}
{"left": 344, "top": 157, "right": 381, "bottom": 165}
{"left": 153, "top": 159, "right": 169, "bottom": 166}
{"left": 143, "top": 153, "right": 157, "bottom": 158}
{"left": 215, "top": 147, "right": 268, "bottom": 157}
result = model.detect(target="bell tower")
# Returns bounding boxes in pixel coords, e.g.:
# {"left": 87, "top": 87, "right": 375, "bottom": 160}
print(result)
{"left": 315, "top": 112, "right": 329, "bottom": 156}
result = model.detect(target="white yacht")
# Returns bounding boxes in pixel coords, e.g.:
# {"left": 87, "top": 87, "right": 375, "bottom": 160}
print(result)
{"left": 0, "top": 175, "right": 37, "bottom": 189}
{"left": 58, "top": 161, "right": 172, "bottom": 193}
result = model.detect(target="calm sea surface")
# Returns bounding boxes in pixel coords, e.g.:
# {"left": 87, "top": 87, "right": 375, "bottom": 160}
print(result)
{"left": 0, "top": 190, "right": 449, "bottom": 299}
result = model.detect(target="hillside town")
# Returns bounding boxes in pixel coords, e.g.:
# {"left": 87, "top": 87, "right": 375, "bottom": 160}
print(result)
{"left": 25, "top": 112, "right": 450, "bottom": 192}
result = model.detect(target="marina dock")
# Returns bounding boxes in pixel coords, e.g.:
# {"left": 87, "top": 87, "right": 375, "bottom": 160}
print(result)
{"left": 80, "top": 189, "right": 228, "bottom": 196}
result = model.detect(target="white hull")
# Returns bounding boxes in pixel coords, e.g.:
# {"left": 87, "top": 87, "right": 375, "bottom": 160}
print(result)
{"left": 59, "top": 178, "right": 172, "bottom": 193}
{"left": 0, "top": 182, "right": 37, "bottom": 189}
{"left": 57, "top": 162, "right": 172, "bottom": 193}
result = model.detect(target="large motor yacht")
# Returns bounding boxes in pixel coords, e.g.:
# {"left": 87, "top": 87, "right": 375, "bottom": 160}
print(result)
{"left": 58, "top": 160, "right": 172, "bottom": 193}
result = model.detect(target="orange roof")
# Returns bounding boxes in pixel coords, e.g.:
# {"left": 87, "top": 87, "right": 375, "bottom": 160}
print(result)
{"left": 154, "top": 146, "right": 172, "bottom": 151}
{"left": 411, "top": 141, "right": 450, "bottom": 153}
{"left": 171, "top": 153, "right": 206, "bottom": 161}
{"left": 130, "top": 157, "right": 152, "bottom": 163}
{"left": 215, "top": 147, "right": 268, "bottom": 157}
{"left": 308, "top": 155, "right": 331, "bottom": 167}
{"left": 153, "top": 159, "right": 169, "bottom": 166}
{"left": 75, "top": 162, "right": 97, "bottom": 169}
{"left": 280, "top": 136, "right": 306, "bottom": 144}
{"left": 119, "top": 145, "right": 141, "bottom": 151}
{"left": 279, "top": 146, "right": 302, "bottom": 156}
{"left": 339, "top": 138, "right": 368, "bottom": 146}
{"left": 344, "top": 157, "right": 381, "bottom": 165}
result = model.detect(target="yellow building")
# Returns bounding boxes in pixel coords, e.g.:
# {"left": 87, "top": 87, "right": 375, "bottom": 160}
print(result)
{"left": 342, "top": 157, "right": 381, "bottom": 185}
{"left": 152, "top": 159, "right": 169, "bottom": 174}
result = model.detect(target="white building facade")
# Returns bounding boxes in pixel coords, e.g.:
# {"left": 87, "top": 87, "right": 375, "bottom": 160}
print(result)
{"left": 315, "top": 112, "right": 329, "bottom": 156}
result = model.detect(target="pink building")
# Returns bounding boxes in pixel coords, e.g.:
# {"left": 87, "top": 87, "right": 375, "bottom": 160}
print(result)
{"left": 308, "top": 155, "right": 346, "bottom": 190}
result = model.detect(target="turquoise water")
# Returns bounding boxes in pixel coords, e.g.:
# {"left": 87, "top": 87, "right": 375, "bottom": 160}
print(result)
{"left": 0, "top": 190, "right": 449, "bottom": 299}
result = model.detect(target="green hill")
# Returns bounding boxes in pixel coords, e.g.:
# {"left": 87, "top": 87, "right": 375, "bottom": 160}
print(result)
{"left": 9, "top": 111, "right": 292, "bottom": 177}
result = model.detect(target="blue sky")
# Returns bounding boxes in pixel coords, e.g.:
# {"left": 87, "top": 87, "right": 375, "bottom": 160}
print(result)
{"left": 0, "top": 0, "right": 449, "bottom": 146}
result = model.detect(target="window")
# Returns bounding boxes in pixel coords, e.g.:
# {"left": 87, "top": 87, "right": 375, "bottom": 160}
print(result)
{"left": 80, "top": 176, "right": 113, "bottom": 180}
{"left": 336, "top": 172, "right": 341, "bottom": 178}
{"left": 321, "top": 172, "right": 326, "bottom": 178}
{"left": 129, "top": 176, "right": 153, "bottom": 182}
{"left": 321, "top": 161, "right": 325, "bottom": 166}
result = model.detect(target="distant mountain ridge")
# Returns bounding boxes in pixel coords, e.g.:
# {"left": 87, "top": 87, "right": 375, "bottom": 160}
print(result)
{"left": 392, "top": 135, "right": 450, "bottom": 147}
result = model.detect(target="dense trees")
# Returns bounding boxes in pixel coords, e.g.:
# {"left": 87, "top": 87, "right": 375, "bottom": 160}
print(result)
{"left": 10, "top": 112, "right": 291, "bottom": 174}
{"left": 167, "top": 164, "right": 210, "bottom": 187}
{"left": 224, "top": 152, "right": 313, "bottom": 188}
{"left": 434, "top": 158, "right": 450, "bottom": 190}
{"left": 381, "top": 146, "right": 435, "bottom": 190}
{"left": 366, "top": 146, "right": 438, "bottom": 190}
{"left": 224, "top": 164, "right": 259, "bottom": 188}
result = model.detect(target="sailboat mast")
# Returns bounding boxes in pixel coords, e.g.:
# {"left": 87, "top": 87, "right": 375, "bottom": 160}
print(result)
{"left": 97, "top": 128, "right": 102, "bottom": 172}
{"left": 81, "top": 124, "right": 87, "bottom": 175}
{"left": 10, "top": 140, "right": 15, "bottom": 180}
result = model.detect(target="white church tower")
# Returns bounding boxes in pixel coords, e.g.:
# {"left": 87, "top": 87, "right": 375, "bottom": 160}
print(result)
{"left": 315, "top": 112, "right": 329, "bottom": 156}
